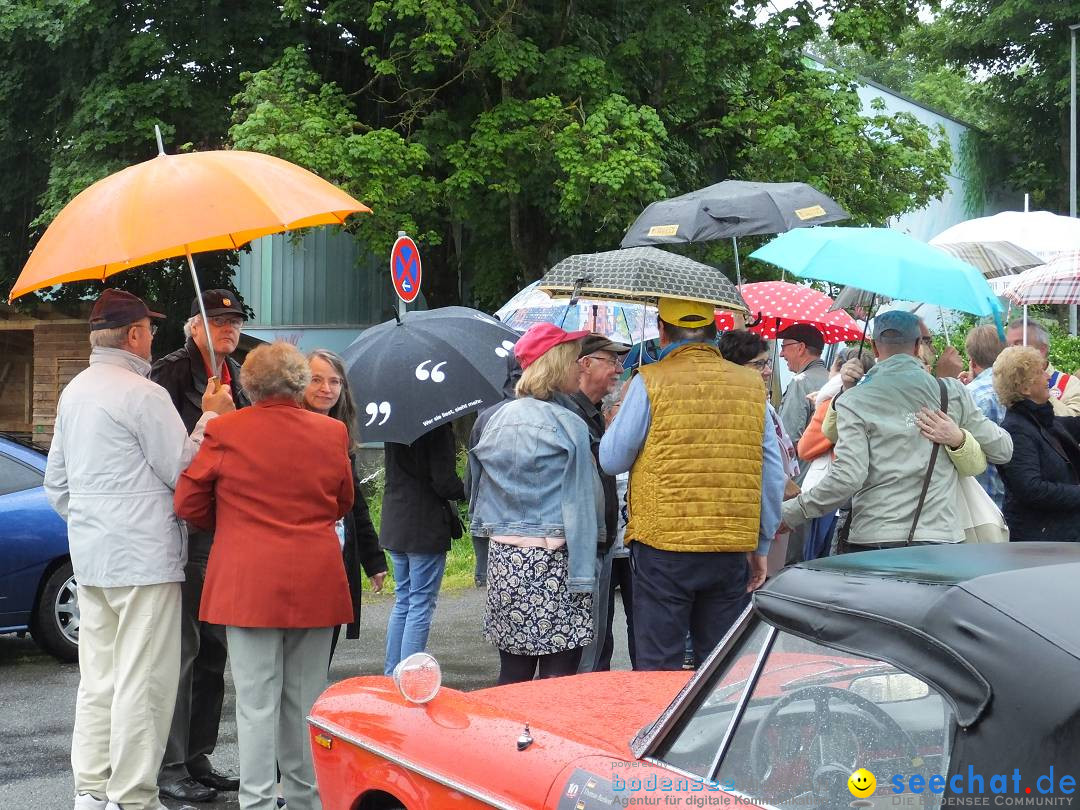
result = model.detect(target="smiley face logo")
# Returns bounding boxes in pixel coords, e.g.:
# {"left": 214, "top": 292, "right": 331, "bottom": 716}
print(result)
{"left": 848, "top": 768, "right": 876, "bottom": 798}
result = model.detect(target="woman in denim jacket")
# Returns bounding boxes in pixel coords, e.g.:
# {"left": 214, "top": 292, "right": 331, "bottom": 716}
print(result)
{"left": 468, "top": 323, "right": 605, "bottom": 684}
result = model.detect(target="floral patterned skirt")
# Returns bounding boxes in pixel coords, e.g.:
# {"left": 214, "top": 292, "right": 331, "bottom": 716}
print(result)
{"left": 483, "top": 541, "right": 593, "bottom": 656}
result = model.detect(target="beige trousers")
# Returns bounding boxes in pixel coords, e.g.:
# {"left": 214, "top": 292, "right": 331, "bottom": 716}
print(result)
{"left": 226, "top": 626, "right": 332, "bottom": 810}
{"left": 72, "top": 582, "right": 181, "bottom": 810}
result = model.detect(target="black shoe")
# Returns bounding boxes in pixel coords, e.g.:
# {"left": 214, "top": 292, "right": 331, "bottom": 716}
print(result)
{"left": 158, "top": 776, "right": 218, "bottom": 802}
{"left": 193, "top": 769, "right": 240, "bottom": 792}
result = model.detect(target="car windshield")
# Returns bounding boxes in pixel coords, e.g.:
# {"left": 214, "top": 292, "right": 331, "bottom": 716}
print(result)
{"left": 655, "top": 620, "right": 954, "bottom": 810}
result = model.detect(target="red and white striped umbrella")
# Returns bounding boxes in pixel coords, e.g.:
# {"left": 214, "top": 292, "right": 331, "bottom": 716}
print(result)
{"left": 1004, "top": 251, "right": 1080, "bottom": 306}
{"left": 715, "top": 281, "right": 864, "bottom": 344}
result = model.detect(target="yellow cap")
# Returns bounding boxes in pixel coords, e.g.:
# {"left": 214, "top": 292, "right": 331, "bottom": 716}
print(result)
{"left": 658, "top": 297, "right": 715, "bottom": 328}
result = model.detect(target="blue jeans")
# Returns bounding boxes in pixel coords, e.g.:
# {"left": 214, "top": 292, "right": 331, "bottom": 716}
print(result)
{"left": 384, "top": 552, "right": 446, "bottom": 675}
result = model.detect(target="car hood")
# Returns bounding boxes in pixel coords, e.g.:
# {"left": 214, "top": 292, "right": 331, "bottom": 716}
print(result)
{"left": 468, "top": 670, "right": 692, "bottom": 757}
{"left": 310, "top": 670, "right": 691, "bottom": 808}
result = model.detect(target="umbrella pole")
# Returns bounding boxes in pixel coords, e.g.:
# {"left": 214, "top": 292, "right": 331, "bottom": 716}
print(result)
{"left": 186, "top": 247, "right": 219, "bottom": 382}
{"left": 638, "top": 303, "right": 648, "bottom": 370}
{"left": 857, "top": 294, "right": 877, "bottom": 358}
{"left": 1023, "top": 305, "right": 1028, "bottom": 346}
{"left": 732, "top": 237, "right": 743, "bottom": 287}
{"left": 771, "top": 317, "right": 782, "bottom": 408}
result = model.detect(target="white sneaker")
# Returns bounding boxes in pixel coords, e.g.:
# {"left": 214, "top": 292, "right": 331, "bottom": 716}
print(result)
{"left": 73, "top": 794, "right": 108, "bottom": 810}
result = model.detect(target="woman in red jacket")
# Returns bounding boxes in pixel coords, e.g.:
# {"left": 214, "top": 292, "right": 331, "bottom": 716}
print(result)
{"left": 175, "top": 341, "right": 353, "bottom": 810}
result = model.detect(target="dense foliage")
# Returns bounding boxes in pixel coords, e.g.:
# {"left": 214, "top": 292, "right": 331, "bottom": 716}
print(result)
{"left": 0, "top": 0, "right": 953, "bottom": 329}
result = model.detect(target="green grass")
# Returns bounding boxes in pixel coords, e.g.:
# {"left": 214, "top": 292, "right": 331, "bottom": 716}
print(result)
{"left": 361, "top": 455, "right": 478, "bottom": 595}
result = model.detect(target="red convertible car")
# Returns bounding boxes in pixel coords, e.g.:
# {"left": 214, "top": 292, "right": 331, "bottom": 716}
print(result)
{"left": 308, "top": 543, "right": 1080, "bottom": 809}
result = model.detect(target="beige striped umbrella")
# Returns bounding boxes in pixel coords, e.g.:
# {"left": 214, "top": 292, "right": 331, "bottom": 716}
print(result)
{"left": 932, "top": 241, "right": 1044, "bottom": 280}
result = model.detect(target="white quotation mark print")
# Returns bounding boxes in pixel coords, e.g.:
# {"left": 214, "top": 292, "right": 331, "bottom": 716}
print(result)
{"left": 364, "top": 402, "right": 392, "bottom": 426}
{"left": 415, "top": 361, "right": 447, "bottom": 382}
{"left": 494, "top": 340, "right": 516, "bottom": 358}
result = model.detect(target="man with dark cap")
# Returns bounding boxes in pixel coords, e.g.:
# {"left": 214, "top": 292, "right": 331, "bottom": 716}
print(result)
{"left": 776, "top": 323, "right": 828, "bottom": 449}
{"left": 151, "top": 290, "right": 250, "bottom": 802}
{"left": 44, "top": 289, "right": 233, "bottom": 810}
{"left": 599, "top": 298, "right": 784, "bottom": 670}
{"left": 556, "top": 334, "right": 628, "bottom": 672}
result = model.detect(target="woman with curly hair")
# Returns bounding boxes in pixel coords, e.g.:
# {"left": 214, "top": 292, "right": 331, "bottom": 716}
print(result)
{"left": 994, "top": 345, "right": 1080, "bottom": 541}
{"left": 175, "top": 341, "right": 354, "bottom": 810}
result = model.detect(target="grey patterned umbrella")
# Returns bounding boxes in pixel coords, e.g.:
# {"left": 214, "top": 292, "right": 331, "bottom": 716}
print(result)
{"left": 537, "top": 246, "right": 748, "bottom": 314}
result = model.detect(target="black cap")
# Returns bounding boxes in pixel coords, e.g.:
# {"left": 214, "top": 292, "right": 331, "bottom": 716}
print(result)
{"left": 89, "top": 289, "right": 165, "bottom": 331}
{"left": 579, "top": 334, "right": 630, "bottom": 359}
{"left": 191, "top": 290, "right": 245, "bottom": 319}
{"left": 777, "top": 323, "right": 825, "bottom": 352}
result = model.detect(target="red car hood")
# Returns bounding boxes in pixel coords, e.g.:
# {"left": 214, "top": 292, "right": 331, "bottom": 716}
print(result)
{"left": 310, "top": 670, "right": 692, "bottom": 808}
{"left": 468, "top": 670, "right": 692, "bottom": 757}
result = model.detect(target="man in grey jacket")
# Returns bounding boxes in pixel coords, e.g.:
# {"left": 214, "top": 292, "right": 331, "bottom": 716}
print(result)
{"left": 44, "top": 289, "right": 233, "bottom": 810}
{"left": 781, "top": 310, "right": 1013, "bottom": 548}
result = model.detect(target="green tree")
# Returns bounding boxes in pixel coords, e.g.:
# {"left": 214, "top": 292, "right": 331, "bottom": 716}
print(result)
{"left": 231, "top": 0, "right": 953, "bottom": 309}
{"left": 1, "top": 0, "right": 955, "bottom": 322}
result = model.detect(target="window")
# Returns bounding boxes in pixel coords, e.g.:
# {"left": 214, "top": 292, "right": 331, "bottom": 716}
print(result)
{"left": 0, "top": 452, "right": 44, "bottom": 496}
{"left": 654, "top": 620, "right": 772, "bottom": 775}
{"left": 657, "top": 624, "right": 954, "bottom": 810}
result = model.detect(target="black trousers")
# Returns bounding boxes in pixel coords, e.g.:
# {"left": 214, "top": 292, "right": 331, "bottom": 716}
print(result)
{"left": 630, "top": 543, "right": 749, "bottom": 671}
{"left": 497, "top": 649, "right": 583, "bottom": 685}
{"left": 160, "top": 531, "right": 227, "bottom": 781}
{"left": 596, "top": 556, "right": 635, "bottom": 671}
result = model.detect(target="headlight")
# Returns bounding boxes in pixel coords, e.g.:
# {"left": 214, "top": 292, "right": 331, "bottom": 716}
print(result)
{"left": 393, "top": 652, "right": 442, "bottom": 704}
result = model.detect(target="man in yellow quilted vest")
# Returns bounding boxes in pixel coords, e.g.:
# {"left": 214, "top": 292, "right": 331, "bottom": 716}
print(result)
{"left": 599, "top": 298, "right": 785, "bottom": 670}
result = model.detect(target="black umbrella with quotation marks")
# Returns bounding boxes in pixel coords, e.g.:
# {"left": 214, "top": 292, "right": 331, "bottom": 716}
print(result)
{"left": 341, "top": 307, "right": 521, "bottom": 444}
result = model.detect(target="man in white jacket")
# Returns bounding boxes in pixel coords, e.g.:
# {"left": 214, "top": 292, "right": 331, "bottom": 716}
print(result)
{"left": 44, "top": 289, "right": 233, "bottom": 810}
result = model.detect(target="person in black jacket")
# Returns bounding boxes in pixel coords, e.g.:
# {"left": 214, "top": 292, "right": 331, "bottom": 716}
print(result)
{"left": 381, "top": 422, "right": 466, "bottom": 675}
{"left": 302, "top": 350, "right": 388, "bottom": 663}
{"left": 994, "top": 346, "right": 1080, "bottom": 541}
{"left": 150, "top": 290, "right": 250, "bottom": 803}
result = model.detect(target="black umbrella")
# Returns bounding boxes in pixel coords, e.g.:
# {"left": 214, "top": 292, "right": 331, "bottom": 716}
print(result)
{"left": 619, "top": 180, "right": 849, "bottom": 285}
{"left": 341, "top": 306, "right": 520, "bottom": 444}
{"left": 536, "top": 246, "right": 748, "bottom": 314}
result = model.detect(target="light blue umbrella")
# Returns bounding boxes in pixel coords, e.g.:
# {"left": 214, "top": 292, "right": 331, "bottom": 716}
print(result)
{"left": 750, "top": 227, "right": 1003, "bottom": 318}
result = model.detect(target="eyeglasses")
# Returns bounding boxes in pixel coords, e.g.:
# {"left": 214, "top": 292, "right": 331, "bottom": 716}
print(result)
{"left": 310, "top": 375, "right": 343, "bottom": 389}
{"left": 584, "top": 354, "right": 624, "bottom": 370}
{"left": 746, "top": 359, "right": 772, "bottom": 369}
{"left": 134, "top": 323, "right": 158, "bottom": 337}
{"left": 209, "top": 315, "right": 244, "bottom": 329}
{"left": 780, "top": 341, "right": 803, "bottom": 351}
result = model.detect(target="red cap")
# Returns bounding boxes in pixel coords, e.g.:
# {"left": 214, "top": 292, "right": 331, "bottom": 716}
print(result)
{"left": 513, "top": 323, "right": 590, "bottom": 369}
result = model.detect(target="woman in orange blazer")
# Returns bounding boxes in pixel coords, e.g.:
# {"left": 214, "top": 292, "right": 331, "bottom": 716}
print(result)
{"left": 175, "top": 341, "right": 353, "bottom": 810}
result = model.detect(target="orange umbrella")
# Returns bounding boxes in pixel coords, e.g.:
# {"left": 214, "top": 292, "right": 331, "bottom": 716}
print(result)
{"left": 9, "top": 128, "right": 371, "bottom": 371}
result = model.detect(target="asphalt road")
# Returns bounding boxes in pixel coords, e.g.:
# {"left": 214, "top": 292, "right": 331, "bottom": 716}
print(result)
{"left": 0, "top": 585, "right": 632, "bottom": 809}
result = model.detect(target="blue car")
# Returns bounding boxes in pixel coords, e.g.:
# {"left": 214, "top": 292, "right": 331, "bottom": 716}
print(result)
{"left": 0, "top": 433, "right": 78, "bottom": 661}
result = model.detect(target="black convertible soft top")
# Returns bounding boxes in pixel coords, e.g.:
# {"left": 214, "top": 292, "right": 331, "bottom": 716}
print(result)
{"left": 755, "top": 543, "right": 1080, "bottom": 775}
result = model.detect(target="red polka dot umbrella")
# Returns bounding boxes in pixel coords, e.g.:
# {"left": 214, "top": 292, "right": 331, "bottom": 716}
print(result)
{"left": 715, "top": 281, "right": 864, "bottom": 344}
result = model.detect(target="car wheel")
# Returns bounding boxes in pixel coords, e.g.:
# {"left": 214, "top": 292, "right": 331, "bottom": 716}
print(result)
{"left": 33, "top": 561, "right": 79, "bottom": 662}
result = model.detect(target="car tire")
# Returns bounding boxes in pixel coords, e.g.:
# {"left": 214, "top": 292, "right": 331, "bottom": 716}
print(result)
{"left": 33, "top": 561, "right": 79, "bottom": 663}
